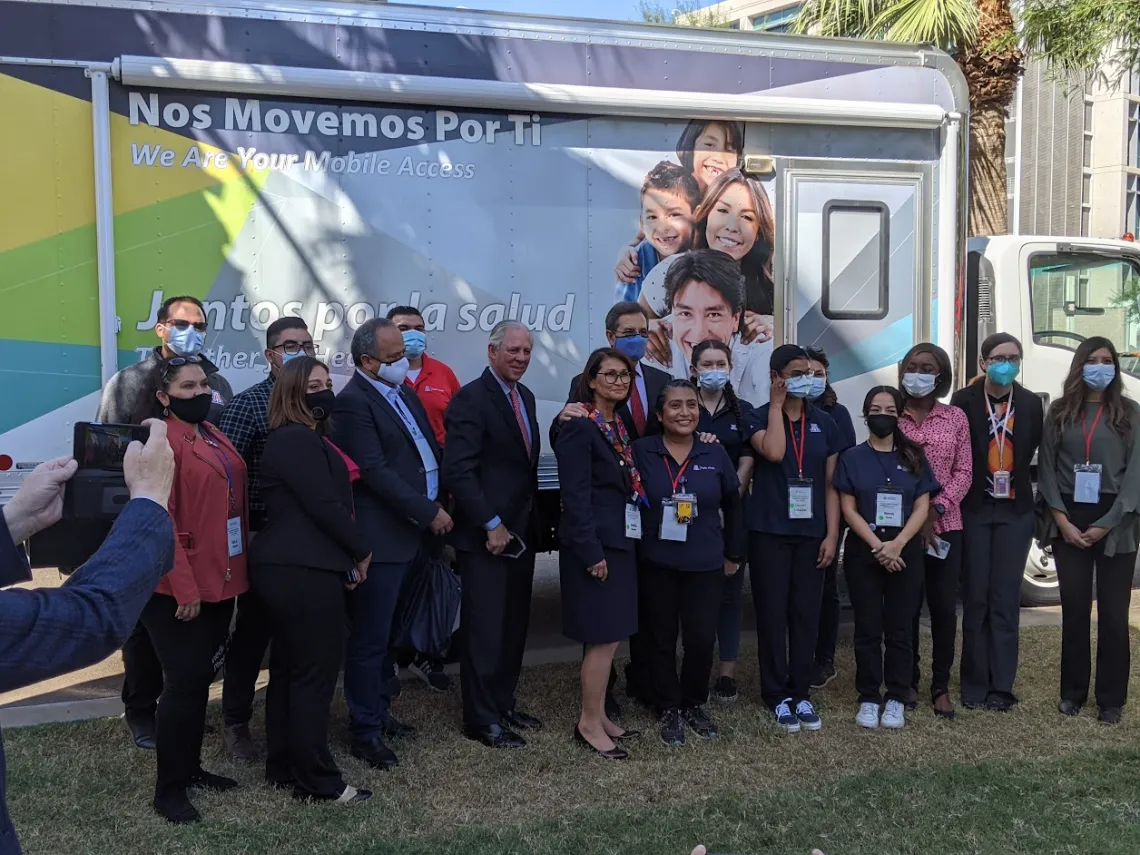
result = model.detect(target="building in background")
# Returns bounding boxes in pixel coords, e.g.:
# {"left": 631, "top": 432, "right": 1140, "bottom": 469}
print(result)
{"left": 684, "top": 0, "right": 802, "bottom": 32}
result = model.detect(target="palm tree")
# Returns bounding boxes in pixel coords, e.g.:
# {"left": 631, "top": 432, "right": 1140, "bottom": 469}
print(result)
{"left": 793, "top": 0, "right": 1023, "bottom": 236}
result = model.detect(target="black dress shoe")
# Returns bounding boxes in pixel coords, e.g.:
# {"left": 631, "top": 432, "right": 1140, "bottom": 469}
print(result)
{"left": 604, "top": 692, "right": 623, "bottom": 721}
{"left": 382, "top": 717, "right": 417, "bottom": 740}
{"left": 1058, "top": 699, "right": 1082, "bottom": 717}
{"left": 502, "top": 709, "right": 542, "bottom": 731}
{"left": 350, "top": 737, "right": 400, "bottom": 770}
{"left": 153, "top": 788, "right": 201, "bottom": 824}
{"left": 465, "top": 723, "right": 526, "bottom": 748}
{"left": 188, "top": 769, "right": 239, "bottom": 792}
{"left": 613, "top": 728, "right": 641, "bottom": 741}
{"left": 573, "top": 726, "right": 628, "bottom": 759}
{"left": 125, "top": 711, "right": 157, "bottom": 751}
{"left": 1099, "top": 706, "right": 1123, "bottom": 725}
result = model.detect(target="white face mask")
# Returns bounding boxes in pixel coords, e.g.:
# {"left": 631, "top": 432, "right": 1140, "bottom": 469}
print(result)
{"left": 902, "top": 372, "right": 937, "bottom": 398}
{"left": 377, "top": 356, "right": 410, "bottom": 386}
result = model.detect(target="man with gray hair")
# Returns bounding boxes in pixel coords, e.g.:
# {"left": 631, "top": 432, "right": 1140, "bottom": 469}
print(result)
{"left": 331, "top": 318, "right": 452, "bottom": 769}
{"left": 442, "top": 320, "right": 542, "bottom": 748}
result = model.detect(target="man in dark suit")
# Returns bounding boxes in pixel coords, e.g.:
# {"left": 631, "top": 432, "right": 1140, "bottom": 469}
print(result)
{"left": 331, "top": 318, "right": 453, "bottom": 769}
{"left": 1, "top": 421, "right": 176, "bottom": 855}
{"left": 442, "top": 320, "right": 542, "bottom": 748}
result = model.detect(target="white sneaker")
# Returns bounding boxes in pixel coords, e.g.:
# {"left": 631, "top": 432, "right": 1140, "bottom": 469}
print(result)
{"left": 856, "top": 701, "right": 880, "bottom": 729}
{"left": 881, "top": 699, "right": 906, "bottom": 729}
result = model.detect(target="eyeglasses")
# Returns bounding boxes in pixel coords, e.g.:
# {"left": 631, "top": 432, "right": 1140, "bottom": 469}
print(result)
{"left": 985, "top": 355, "right": 1021, "bottom": 365}
{"left": 165, "top": 320, "right": 209, "bottom": 333}
{"left": 272, "top": 341, "right": 316, "bottom": 355}
{"left": 598, "top": 370, "right": 633, "bottom": 385}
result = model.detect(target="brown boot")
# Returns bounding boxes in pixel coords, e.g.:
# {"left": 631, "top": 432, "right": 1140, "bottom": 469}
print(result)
{"left": 223, "top": 723, "right": 258, "bottom": 762}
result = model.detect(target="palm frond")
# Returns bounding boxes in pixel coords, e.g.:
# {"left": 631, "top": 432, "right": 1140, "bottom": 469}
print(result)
{"left": 871, "top": 0, "right": 978, "bottom": 48}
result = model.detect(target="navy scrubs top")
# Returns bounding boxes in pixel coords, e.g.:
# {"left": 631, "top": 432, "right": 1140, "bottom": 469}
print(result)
{"left": 819, "top": 400, "right": 857, "bottom": 450}
{"left": 833, "top": 443, "right": 941, "bottom": 530}
{"left": 746, "top": 403, "right": 844, "bottom": 540}
{"left": 698, "top": 397, "right": 761, "bottom": 468}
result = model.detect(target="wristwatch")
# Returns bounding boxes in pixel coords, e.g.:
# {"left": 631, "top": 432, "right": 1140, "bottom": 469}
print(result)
{"left": 933, "top": 503, "right": 946, "bottom": 517}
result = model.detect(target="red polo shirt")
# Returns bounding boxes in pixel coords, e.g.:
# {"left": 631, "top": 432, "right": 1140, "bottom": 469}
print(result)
{"left": 403, "top": 353, "right": 461, "bottom": 446}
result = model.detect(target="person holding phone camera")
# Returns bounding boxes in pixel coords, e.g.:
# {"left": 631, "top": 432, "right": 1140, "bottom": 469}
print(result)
{"left": 132, "top": 356, "right": 249, "bottom": 824}
{"left": 250, "top": 356, "right": 372, "bottom": 804}
{"left": 834, "top": 386, "right": 939, "bottom": 731}
{"left": 632, "top": 381, "right": 744, "bottom": 748}
{"left": 442, "top": 321, "right": 543, "bottom": 749}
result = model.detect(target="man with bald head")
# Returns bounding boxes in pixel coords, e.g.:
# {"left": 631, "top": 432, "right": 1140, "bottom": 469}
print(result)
{"left": 442, "top": 321, "right": 543, "bottom": 748}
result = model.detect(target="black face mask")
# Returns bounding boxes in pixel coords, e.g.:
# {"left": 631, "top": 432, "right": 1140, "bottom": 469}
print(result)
{"left": 866, "top": 414, "right": 898, "bottom": 439}
{"left": 167, "top": 392, "right": 213, "bottom": 425}
{"left": 306, "top": 390, "right": 336, "bottom": 422}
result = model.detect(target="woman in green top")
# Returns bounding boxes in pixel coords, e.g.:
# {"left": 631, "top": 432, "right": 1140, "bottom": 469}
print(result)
{"left": 1038, "top": 336, "right": 1140, "bottom": 724}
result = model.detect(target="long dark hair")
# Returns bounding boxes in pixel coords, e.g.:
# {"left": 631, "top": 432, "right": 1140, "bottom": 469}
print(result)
{"left": 269, "top": 356, "right": 329, "bottom": 431}
{"left": 571, "top": 348, "right": 635, "bottom": 407}
{"left": 691, "top": 339, "right": 744, "bottom": 439}
{"left": 805, "top": 345, "right": 838, "bottom": 409}
{"left": 132, "top": 357, "right": 206, "bottom": 425}
{"left": 862, "top": 385, "right": 926, "bottom": 475}
{"left": 1050, "top": 336, "right": 1132, "bottom": 442}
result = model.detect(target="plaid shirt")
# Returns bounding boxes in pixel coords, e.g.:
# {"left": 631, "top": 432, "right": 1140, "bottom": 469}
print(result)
{"left": 217, "top": 374, "right": 275, "bottom": 530}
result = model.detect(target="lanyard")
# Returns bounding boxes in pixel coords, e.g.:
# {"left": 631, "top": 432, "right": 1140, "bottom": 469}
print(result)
{"left": 984, "top": 393, "right": 1014, "bottom": 466}
{"left": 1081, "top": 405, "right": 1105, "bottom": 465}
{"left": 201, "top": 427, "right": 236, "bottom": 510}
{"left": 663, "top": 456, "right": 692, "bottom": 493}
{"left": 786, "top": 408, "right": 807, "bottom": 478}
{"left": 869, "top": 442, "right": 898, "bottom": 485}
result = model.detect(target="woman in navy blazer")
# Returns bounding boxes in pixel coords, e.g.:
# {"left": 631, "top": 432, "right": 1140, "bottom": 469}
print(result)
{"left": 554, "top": 347, "right": 644, "bottom": 760}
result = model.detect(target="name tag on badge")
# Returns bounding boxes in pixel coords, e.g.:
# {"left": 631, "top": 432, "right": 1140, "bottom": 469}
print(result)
{"left": 227, "top": 517, "right": 243, "bottom": 557}
{"left": 624, "top": 503, "right": 642, "bottom": 540}
{"left": 788, "top": 478, "right": 813, "bottom": 520}
{"left": 993, "top": 470, "right": 1012, "bottom": 499}
{"left": 875, "top": 487, "right": 904, "bottom": 528}
{"left": 1074, "top": 464, "right": 1103, "bottom": 504}
{"left": 659, "top": 500, "right": 688, "bottom": 542}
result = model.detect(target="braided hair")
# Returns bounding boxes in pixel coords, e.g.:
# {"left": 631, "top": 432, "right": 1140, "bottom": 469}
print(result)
{"left": 691, "top": 339, "right": 743, "bottom": 438}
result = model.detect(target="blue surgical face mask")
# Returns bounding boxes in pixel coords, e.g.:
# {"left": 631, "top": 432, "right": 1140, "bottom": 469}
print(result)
{"left": 613, "top": 334, "right": 648, "bottom": 362}
{"left": 697, "top": 369, "right": 730, "bottom": 392}
{"left": 808, "top": 376, "right": 827, "bottom": 401}
{"left": 1082, "top": 362, "right": 1116, "bottom": 391}
{"left": 402, "top": 329, "right": 427, "bottom": 359}
{"left": 167, "top": 324, "right": 205, "bottom": 357}
{"left": 985, "top": 360, "right": 1019, "bottom": 387}
{"left": 902, "top": 372, "right": 937, "bottom": 398}
{"left": 281, "top": 349, "right": 306, "bottom": 366}
{"left": 785, "top": 375, "right": 815, "bottom": 398}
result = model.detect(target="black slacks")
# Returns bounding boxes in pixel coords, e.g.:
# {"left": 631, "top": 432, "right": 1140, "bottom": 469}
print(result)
{"left": 458, "top": 546, "right": 536, "bottom": 728}
{"left": 749, "top": 532, "right": 824, "bottom": 708}
{"left": 141, "top": 594, "right": 234, "bottom": 797}
{"left": 640, "top": 561, "right": 724, "bottom": 711}
{"left": 121, "top": 620, "right": 163, "bottom": 716}
{"left": 845, "top": 535, "right": 925, "bottom": 704}
{"left": 911, "top": 530, "right": 962, "bottom": 699}
{"left": 959, "top": 502, "right": 1036, "bottom": 704}
{"left": 815, "top": 552, "right": 840, "bottom": 668}
{"left": 222, "top": 589, "right": 272, "bottom": 728}
{"left": 252, "top": 563, "right": 347, "bottom": 799}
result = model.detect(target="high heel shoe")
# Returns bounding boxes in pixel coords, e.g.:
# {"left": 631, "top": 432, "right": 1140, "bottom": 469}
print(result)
{"left": 574, "top": 725, "right": 629, "bottom": 760}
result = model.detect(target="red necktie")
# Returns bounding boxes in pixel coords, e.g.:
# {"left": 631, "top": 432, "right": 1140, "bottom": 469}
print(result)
{"left": 510, "top": 387, "right": 532, "bottom": 457}
{"left": 629, "top": 377, "right": 647, "bottom": 437}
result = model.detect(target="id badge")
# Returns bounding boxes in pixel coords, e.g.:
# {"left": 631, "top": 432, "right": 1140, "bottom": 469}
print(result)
{"left": 659, "top": 500, "right": 688, "bottom": 542}
{"left": 993, "top": 470, "right": 1012, "bottom": 499}
{"left": 1074, "top": 463, "right": 1102, "bottom": 504}
{"left": 672, "top": 492, "right": 697, "bottom": 524}
{"left": 875, "top": 487, "right": 904, "bottom": 528}
{"left": 788, "top": 478, "right": 813, "bottom": 520}
{"left": 624, "top": 503, "right": 642, "bottom": 540}
{"left": 226, "top": 517, "right": 243, "bottom": 557}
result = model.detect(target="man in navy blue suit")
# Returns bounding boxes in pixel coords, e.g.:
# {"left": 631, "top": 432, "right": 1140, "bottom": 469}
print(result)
{"left": 0, "top": 422, "right": 176, "bottom": 855}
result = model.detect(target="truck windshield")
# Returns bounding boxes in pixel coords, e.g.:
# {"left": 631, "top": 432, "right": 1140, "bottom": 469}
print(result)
{"left": 1029, "top": 251, "right": 1140, "bottom": 375}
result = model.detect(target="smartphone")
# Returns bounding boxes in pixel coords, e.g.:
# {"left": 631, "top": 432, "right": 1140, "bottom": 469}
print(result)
{"left": 74, "top": 422, "right": 149, "bottom": 471}
{"left": 501, "top": 532, "right": 527, "bottom": 560}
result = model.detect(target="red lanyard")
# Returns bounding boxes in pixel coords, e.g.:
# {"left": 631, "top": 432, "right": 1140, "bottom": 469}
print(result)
{"left": 786, "top": 408, "right": 807, "bottom": 478}
{"left": 664, "top": 456, "right": 691, "bottom": 493}
{"left": 1081, "top": 405, "right": 1104, "bottom": 464}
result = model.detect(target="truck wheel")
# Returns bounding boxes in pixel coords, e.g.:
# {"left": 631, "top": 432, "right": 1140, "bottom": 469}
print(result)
{"left": 1021, "top": 541, "right": 1061, "bottom": 607}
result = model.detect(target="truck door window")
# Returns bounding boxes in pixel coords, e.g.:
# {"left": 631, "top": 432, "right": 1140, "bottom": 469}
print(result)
{"left": 1029, "top": 252, "right": 1140, "bottom": 375}
{"left": 821, "top": 201, "right": 890, "bottom": 321}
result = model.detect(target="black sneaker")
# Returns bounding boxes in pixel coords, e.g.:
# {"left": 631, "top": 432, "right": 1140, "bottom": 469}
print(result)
{"left": 659, "top": 708, "right": 686, "bottom": 747}
{"left": 409, "top": 656, "right": 451, "bottom": 692}
{"left": 810, "top": 661, "right": 836, "bottom": 689}
{"left": 712, "top": 676, "right": 738, "bottom": 703}
{"left": 682, "top": 705, "right": 719, "bottom": 739}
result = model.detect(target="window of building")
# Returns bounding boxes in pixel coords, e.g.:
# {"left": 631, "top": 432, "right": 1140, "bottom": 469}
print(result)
{"left": 1081, "top": 96, "right": 1093, "bottom": 236}
{"left": 751, "top": 5, "right": 800, "bottom": 33}
{"left": 1128, "top": 174, "right": 1140, "bottom": 237}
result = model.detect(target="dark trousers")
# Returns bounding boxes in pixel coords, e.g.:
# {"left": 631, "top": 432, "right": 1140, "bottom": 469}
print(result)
{"left": 252, "top": 564, "right": 346, "bottom": 799}
{"left": 716, "top": 561, "right": 746, "bottom": 663}
{"left": 1054, "top": 538, "right": 1135, "bottom": 710}
{"left": 846, "top": 535, "right": 924, "bottom": 704}
{"left": 911, "top": 530, "right": 963, "bottom": 699}
{"left": 221, "top": 589, "right": 272, "bottom": 727}
{"left": 640, "top": 562, "right": 724, "bottom": 711}
{"left": 121, "top": 620, "right": 164, "bottom": 716}
{"left": 459, "top": 547, "right": 536, "bottom": 728}
{"left": 960, "top": 503, "right": 1035, "bottom": 703}
{"left": 815, "top": 555, "right": 840, "bottom": 667}
{"left": 140, "top": 594, "right": 234, "bottom": 797}
{"left": 749, "top": 532, "right": 824, "bottom": 708}
{"left": 344, "top": 554, "right": 414, "bottom": 742}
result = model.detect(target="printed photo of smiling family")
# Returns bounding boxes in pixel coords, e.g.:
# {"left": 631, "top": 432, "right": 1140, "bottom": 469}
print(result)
{"left": 610, "top": 119, "right": 776, "bottom": 408}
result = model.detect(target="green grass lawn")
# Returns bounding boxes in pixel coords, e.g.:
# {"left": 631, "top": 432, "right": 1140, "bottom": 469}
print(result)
{"left": 7, "top": 626, "right": 1140, "bottom": 855}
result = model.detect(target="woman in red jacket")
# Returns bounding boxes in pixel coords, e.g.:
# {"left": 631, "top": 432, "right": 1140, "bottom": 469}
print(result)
{"left": 133, "top": 356, "right": 250, "bottom": 824}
